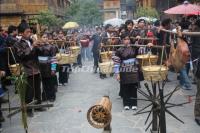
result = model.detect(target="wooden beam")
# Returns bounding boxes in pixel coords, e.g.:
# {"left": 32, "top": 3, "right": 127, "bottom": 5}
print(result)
{"left": 1, "top": 103, "right": 54, "bottom": 111}
{"left": 102, "top": 44, "right": 170, "bottom": 48}
{"left": 160, "top": 29, "right": 200, "bottom": 36}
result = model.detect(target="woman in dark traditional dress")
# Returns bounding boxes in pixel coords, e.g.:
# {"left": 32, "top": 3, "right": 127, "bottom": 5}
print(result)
{"left": 57, "top": 31, "right": 70, "bottom": 86}
{"left": 38, "top": 33, "right": 58, "bottom": 102}
{"left": 113, "top": 32, "right": 140, "bottom": 110}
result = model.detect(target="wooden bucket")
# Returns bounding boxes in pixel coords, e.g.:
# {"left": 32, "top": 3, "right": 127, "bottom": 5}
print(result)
{"left": 136, "top": 54, "right": 158, "bottom": 66}
{"left": 87, "top": 96, "right": 112, "bottom": 129}
{"left": 99, "top": 61, "right": 114, "bottom": 74}
{"left": 142, "top": 65, "right": 168, "bottom": 82}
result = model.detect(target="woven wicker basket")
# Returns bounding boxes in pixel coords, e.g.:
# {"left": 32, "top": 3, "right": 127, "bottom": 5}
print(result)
{"left": 56, "top": 53, "right": 70, "bottom": 64}
{"left": 55, "top": 40, "right": 64, "bottom": 46}
{"left": 136, "top": 54, "right": 158, "bottom": 66}
{"left": 99, "top": 61, "right": 114, "bottom": 74}
{"left": 69, "top": 54, "right": 77, "bottom": 63}
{"left": 9, "top": 64, "right": 21, "bottom": 76}
{"left": 100, "top": 51, "right": 113, "bottom": 62}
{"left": 70, "top": 46, "right": 80, "bottom": 56}
{"left": 8, "top": 48, "right": 21, "bottom": 76}
{"left": 142, "top": 65, "right": 168, "bottom": 82}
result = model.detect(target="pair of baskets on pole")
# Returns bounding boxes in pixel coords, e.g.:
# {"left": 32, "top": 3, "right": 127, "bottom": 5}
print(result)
{"left": 55, "top": 40, "right": 80, "bottom": 65}
{"left": 98, "top": 44, "right": 168, "bottom": 82}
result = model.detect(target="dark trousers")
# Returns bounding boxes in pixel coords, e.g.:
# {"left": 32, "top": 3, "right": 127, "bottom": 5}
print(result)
{"left": 73, "top": 54, "right": 82, "bottom": 67}
{"left": 195, "top": 78, "right": 200, "bottom": 119}
{"left": 121, "top": 83, "right": 138, "bottom": 107}
{"left": 26, "top": 74, "right": 42, "bottom": 104}
{"left": 0, "top": 102, "right": 2, "bottom": 118}
{"left": 1, "top": 76, "right": 11, "bottom": 91}
{"left": 93, "top": 51, "right": 99, "bottom": 68}
{"left": 77, "top": 54, "right": 82, "bottom": 66}
{"left": 42, "top": 77, "right": 56, "bottom": 101}
{"left": 0, "top": 102, "right": 2, "bottom": 128}
{"left": 59, "top": 64, "right": 69, "bottom": 84}
{"left": 119, "top": 84, "right": 123, "bottom": 97}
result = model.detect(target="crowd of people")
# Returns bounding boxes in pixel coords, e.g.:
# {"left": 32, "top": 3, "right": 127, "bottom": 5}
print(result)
{"left": 0, "top": 15, "right": 200, "bottom": 131}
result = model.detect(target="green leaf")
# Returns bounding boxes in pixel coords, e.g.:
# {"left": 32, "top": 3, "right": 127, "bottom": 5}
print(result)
{"left": 36, "top": 9, "right": 64, "bottom": 27}
{"left": 64, "top": 0, "right": 103, "bottom": 26}
{"left": 136, "top": 6, "right": 159, "bottom": 19}
{"left": 14, "top": 73, "right": 28, "bottom": 132}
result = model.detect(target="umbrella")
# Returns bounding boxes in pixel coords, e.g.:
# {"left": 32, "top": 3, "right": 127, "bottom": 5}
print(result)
{"left": 190, "top": 11, "right": 200, "bottom": 15}
{"left": 164, "top": 1, "right": 200, "bottom": 15}
{"left": 136, "top": 17, "right": 158, "bottom": 23}
{"left": 137, "top": 17, "right": 150, "bottom": 22}
{"left": 104, "top": 18, "right": 124, "bottom": 27}
{"left": 62, "top": 22, "right": 79, "bottom": 29}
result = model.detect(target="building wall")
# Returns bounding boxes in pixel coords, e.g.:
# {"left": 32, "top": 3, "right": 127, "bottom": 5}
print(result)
{"left": 155, "top": 0, "right": 177, "bottom": 19}
{"left": 0, "top": 16, "right": 22, "bottom": 28}
{"left": 0, "top": 0, "right": 69, "bottom": 28}
{"left": 138, "top": 0, "right": 179, "bottom": 19}
{"left": 139, "top": 0, "right": 156, "bottom": 8}
{"left": 103, "top": 0, "right": 120, "bottom": 21}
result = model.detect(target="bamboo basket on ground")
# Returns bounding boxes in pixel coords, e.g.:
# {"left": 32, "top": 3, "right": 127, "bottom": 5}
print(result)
{"left": 136, "top": 54, "right": 158, "bottom": 66}
{"left": 141, "top": 47, "right": 168, "bottom": 82}
{"left": 56, "top": 53, "right": 70, "bottom": 64}
{"left": 8, "top": 48, "right": 21, "bottom": 76}
{"left": 100, "top": 51, "right": 113, "bottom": 62}
{"left": 70, "top": 46, "right": 80, "bottom": 56}
{"left": 99, "top": 61, "right": 114, "bottom": 74}
{"left": 87, "top": 96, "right": 112, "bottom": 129}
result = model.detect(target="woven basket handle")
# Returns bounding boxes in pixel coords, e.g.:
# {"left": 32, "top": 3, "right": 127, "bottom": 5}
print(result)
{"left": 141, "top": 45, "right": 148, "bottom": 67}
{"left": 148, "top": 53, "right": 152, "bottom": 67}
{"left": 8, "top": 47, "right": 17, "bottom": 66}
{"left": 160, "top": 46, "right": 165, "bottom": 66}
{"left": 54, "top": 40, "right": 59, "bottom": 49}
{"left": 158, "top": 46, "right": 165, "bottom": 73}
{"left": 55, "top": 41, "right": 63, "bottom": 60}
{"left": 141, "top": 54, "right": 144, "bottom": 67}
{"left": 147, "top": 46, "right": 152, "bottom": 66}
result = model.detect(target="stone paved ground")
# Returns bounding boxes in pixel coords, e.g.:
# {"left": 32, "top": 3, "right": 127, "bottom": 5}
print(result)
{"left": 1, "top": 61, "right": 200, "bottom": 133}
